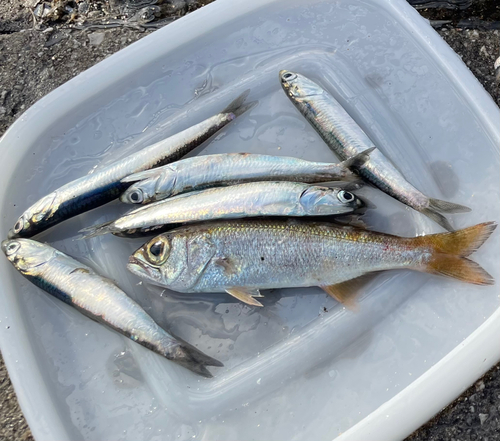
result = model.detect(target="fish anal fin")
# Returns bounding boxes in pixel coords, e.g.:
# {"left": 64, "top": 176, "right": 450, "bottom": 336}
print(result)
{"left": 225, "top": 288, "right": 263, "bottom": 307}
{"left": 320, "top": 274, "right": 375, "bottom": 311}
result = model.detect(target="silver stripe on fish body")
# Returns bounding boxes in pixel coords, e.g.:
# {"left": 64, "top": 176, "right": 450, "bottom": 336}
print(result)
{"left": 81, "top": 181, "right": 366, "bottom": 238}
{"left": 127, "top": 219, "right": 496, "bottom": 306}
{"left": 1, "top": 239, "right": 222, "bottom": 377}
{"left": 279, "top": 70, "right": 470, "bottom": 231}
{"left": 119, "top": 149, "right": 373, "bottom": 205}
{"left": 8, "top": 90, "right": 255, "bottom": 239}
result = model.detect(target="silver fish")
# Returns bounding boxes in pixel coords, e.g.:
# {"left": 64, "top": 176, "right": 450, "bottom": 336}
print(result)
{"left": 81, "top": 181, "right": 366, "bottom": 238}
{"left": 119, "top": 149, "right": 374, "bottom": 205}
{"left": 279, "top": 70, "right": 470, "bottom": 231}
{"left": 128, "top": 219, "right": 496, "bottom": 307}
{"left": 1, "top": 239, "right": 222, "bottom": 377}
{"left": 8, "top": 90, "right": 255, "bottom": 239}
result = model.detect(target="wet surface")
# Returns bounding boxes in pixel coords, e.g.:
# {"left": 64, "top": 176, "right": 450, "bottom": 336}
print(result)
{"left": 0, "top": 1, "right": 499, "bottom": 440}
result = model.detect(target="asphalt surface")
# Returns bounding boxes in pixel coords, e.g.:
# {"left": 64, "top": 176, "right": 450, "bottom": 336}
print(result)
{"left": 0, "top": 1, "right": 499, "bottom": 440}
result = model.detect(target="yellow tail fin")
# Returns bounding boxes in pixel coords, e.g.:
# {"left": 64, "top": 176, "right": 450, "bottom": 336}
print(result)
{"left": 428, "top": 255, "right": 494, "bottom": 286}
{"left": 418, "top": 222, "right": 497, "bottom": 285}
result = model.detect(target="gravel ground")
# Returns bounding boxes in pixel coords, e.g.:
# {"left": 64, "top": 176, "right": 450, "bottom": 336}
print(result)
{"left": 0, "top": 1, "right": 499, "bottom": 440}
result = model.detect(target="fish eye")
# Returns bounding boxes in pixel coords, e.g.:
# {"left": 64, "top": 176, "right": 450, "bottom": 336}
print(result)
{"left": 282, "top": 72, "right": 297, "bottom": 81}
{"left": 337, "top": 190, "right": 355, "bottom": 203}
{"left": 150, "top": 241, "right": 163, "bottom": 257}
{"left": 13, "top": 218, "right": 24, "bottom": 233}
{"left": 5, "top": 242, "right": 20, "bottom": 256}
{"left": 145, "top": 237, "right": 170, "bottom": 265}
{"left": 129, "top": 189, "right": 143, "bottom": 203}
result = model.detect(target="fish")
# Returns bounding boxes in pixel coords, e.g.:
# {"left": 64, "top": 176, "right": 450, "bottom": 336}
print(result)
{"left": 80, "top": 181, "right": 367, "bottom": 238}
{"left": 279, "top": 70, "right": 471, "bottom": 231}
{"left": 127, "top": 219, "right": 496, "bottom": 307}
{"left": 1, "top": 238, "right": 222, "bottom": 377}
{"left": 119, "top": 148, "right": 374, "bottom": 205}
{"left": 8, "top": 90, "right": 256, "bottom": 239}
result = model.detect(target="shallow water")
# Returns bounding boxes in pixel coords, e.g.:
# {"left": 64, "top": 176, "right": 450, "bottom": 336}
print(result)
{"left": 1, "top": 0, "right": 499, "bottom": 440}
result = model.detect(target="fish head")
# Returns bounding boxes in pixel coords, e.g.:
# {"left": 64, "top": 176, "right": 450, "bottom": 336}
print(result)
{"left": 279, "top": 70, "right": 324, "bottom": 101}
{"left": 128, "top": 229, "right": 216, "bottom": 290}
{"left": 8, "top": 192, "right": 58, "bottom": 239}
{"left": 299, "top": 186, "right": 364, "bottom": 215}
{"left": 121, "top": 182, "right": 152, "bottom": 205}
{"left": 128, "top": 233, "right": 189, "bottom": 287}
{"left": 2, "top": 238, "right": 54, "bottom": 274}
{"left": 120, "top": 167, "right": 176, "bottom": 204}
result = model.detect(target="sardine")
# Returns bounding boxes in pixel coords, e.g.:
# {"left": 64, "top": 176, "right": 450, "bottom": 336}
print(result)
{"left": 128, "top": 219, "right": 496, "bottom": 307}
{"left": 81, "top": 181, "right": 367, "bottom": 238}
{"left": 279, "top": 70, "right": 470, "bottom": 231}
{"left": 119, "top": 149, "right": 374, "bottom": 205}
{"left": 1, "top": 239, "right": 222, "bottom": 377}
{"left": 8, "top": 90, "right": 255, "bottom": 239}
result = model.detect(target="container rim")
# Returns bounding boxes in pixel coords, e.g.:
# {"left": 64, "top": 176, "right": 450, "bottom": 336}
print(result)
{"left": 0, "top": 0, "right": 498, "bottom": 440}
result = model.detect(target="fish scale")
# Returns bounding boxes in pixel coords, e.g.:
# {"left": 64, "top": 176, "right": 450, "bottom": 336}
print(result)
{"left": 82, "top": 181, "right": 365, "bottom": 238}
{"left": 279, "top": 70, "right": 471, "bottom": 231}
{"left": 189, "top": 221, "right": 423, "bottom": 292}
{"left": 8, "top": 90, "right": 255, "bottom": 239}
{"left": 120, "top": 150, "right": 372, "bottom": 205}
{"left": 2, "top": 238, "right": 223, "bottom": 377}
{"left": 128, "top": 219, "right": 496, "bottom": 306}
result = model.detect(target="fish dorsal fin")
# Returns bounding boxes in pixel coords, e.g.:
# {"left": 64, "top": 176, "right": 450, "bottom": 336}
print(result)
{"left": 320, "top": 274, "right": 376, "bottom": 311}
{"left": 342, "top": 147, "right": 376, "bottom": 170}
{"left": 225, "top": 288, "right": 263, "bottom": 307}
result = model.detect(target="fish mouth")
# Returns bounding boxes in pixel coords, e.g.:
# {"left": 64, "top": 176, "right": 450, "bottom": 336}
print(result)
{"left": 127, "top": 255, "right": 146, "bottom": 273}
{"left": 1, "top": 240, "right": 11, "bottom": 254}
{"left": 127, "top": 255, "right": 157, "bottom": 282}
{"left": 7, "top": 229, "right": 18, "bottom": 240}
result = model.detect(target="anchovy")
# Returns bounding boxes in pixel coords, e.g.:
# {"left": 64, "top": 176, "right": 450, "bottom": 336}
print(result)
{"left": 128, "top": 219, "right": 496, "bottom": 306}
{"left": 8, "top": 90, "right": 255, "bottom": 239}
{"left": 279, "top": 70, "right": 470, "bottom": 231}
{"left": 1, "top": 239, "right": 222, "bottom": 377}
{"left": 81, "top": 181, "right": 366, "bottom": 238}
{"left": 119, "top": 149, "right": 373, "bottom": 205}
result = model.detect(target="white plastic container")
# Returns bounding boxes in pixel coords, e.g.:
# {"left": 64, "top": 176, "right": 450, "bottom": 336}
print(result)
{"left": 0, "top": 0, "right": 499, "bottom": 440}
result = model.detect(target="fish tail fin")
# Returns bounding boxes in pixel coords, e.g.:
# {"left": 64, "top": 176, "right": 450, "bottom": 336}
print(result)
{"left": 79, "top": 221, "right": 115, "bottom": 239}
{"left": 419, "top": 198, "right": 471, "bottom": 231}
{"left": 419, "top": 221, "right": 497, "bottom": 257}
{"left": 428, "top": 198, "right": 471, "bottom": 214}
{"left": 427, "top": 255, "right": 494, "bottom": 286}
{"left": 222, "top": 89, "right": 257, "bottom": 117}
{"left": 121, "top": 169, "right": 162, "bottom": 183}
{"left": 168, "top": 341, "right": 223, "bottom": 378}
{"left": 342, "top": 147, "right": 375, "bottom": 170}
{"left": 419, "top": 207, "right": 454, "bottom": 231}
{"left": 417, "top": 221, "right": 497, "bottom": 285}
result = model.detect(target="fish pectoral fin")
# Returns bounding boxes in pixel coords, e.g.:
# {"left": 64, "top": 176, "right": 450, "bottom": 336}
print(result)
{"left": 315, "top": 180, "right": 364, "bottom": 190}
{"left": 70, "top": 268, "right": 91, "bottom": 275}
{"left": 214, "top": 257, "right": 238, "bottom": 276}
{"left": 320, "top": 274, "right": 376, "bottom": 311}
{"left": 225, "top": 288, "right": 264, "bottom": 307}
{"left": 331, "top": 214, "right": 369, "bottom": 230}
